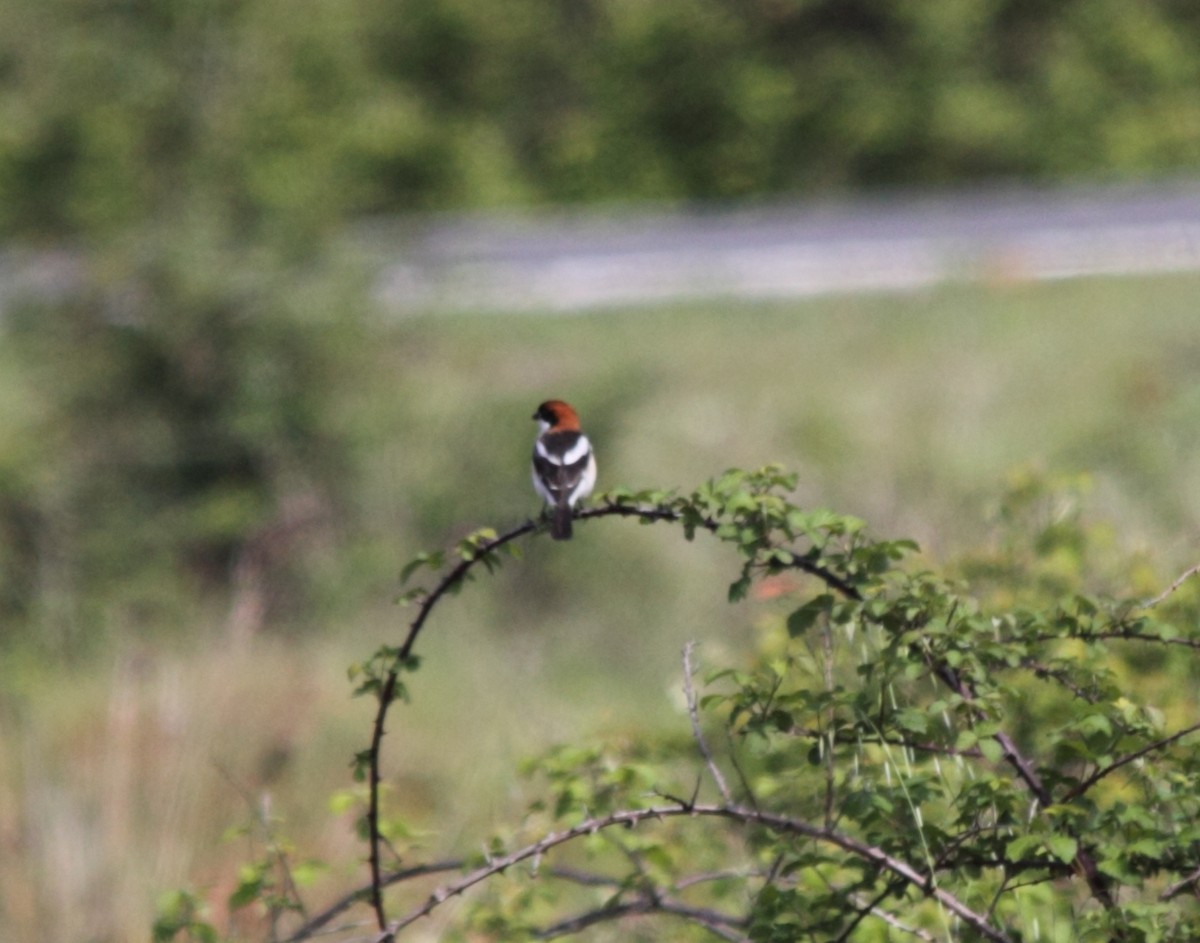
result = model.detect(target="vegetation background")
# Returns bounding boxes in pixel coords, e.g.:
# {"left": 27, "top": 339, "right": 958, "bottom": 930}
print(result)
{"left": 1, "top": 0, "right": 1199, "bottom": 940}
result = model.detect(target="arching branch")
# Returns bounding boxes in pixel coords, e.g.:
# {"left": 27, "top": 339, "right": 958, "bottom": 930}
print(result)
{"left": 366, "top": 490, "right": 865, "bottom": 932}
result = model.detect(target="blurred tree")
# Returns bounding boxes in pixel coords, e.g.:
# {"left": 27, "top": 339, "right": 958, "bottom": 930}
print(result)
{"left": 2, "top": 219, "right": 377, "bottom": 649}
{"left": 3, "top": 0, "right": 1200, "bottom": 236}
{"left": 0, "top": 0, "right": 391, "bottom": 645}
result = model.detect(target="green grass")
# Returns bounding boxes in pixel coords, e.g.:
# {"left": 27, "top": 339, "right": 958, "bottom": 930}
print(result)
{"left": 5, "top": 272, "right": 1200, "bottom": 942}
{"left": 383, "top": 273, "right": 1200, "bottom": 561}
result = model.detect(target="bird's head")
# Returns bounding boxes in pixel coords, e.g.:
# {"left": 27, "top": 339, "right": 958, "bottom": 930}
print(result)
{"left": 533, "top": 399, "right": 582, "bottom": 432}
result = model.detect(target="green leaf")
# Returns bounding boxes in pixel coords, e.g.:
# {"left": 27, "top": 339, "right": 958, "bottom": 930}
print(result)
{"left": 1005, "top": 834, "right": 1042, "bottom": 861}
{"left": 350, "top": 749, "right": 373, "bottom": 783}
{"left": 328, "top": 789, "right": 362, "bottom": 815}
{"left": 728, "top": 574, "right": 752, "bottom": 603}
{"left": 153, "top": 889, "right": 217, "bottom": 943}
{"left": 400, "top": 551, "right": 442, "bottom": 584}
{"left": 786, "top": 595, "right": 833, "bottom": 637}
{"left": 291, "top": 859, "right": 328, "bottom": 887}
{"left": 395, "top": 586, "right": 428, "bottom": 607}
{"left": 894, "top": 708, "right": 929, "bottom": 734}
{"left": 228, "top": 864, "right": 266, "bottom": 909}
{"left": 1044, "top": 835, "right": 1079, "bottom": 864}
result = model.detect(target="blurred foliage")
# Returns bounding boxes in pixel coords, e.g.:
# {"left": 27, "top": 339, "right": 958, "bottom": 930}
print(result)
{"left": 0, "top": 219, "right": 380, "bottom": 650}
{"left": 2, "top": 0, "right": 1200, "bottom": 239}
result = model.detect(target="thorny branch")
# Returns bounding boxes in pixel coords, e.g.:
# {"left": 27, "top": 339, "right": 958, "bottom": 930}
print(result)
{"left": 927, "top": 655, "right": 1120, "bottom": 912}
{"left": 787, "top": 724, "right": 987, "bottom": 760}
{"left": 369, "top": 520, "right": 537, "bottom": 931}
{"left": 908, "top": 561, "right": 1200, "bottom": 927}
{"left": 1030, "top": 628, "right": 1200, "bottom": 651}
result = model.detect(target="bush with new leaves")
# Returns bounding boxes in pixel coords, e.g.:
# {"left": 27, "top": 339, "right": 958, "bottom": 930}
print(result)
{"left": 162, "top": 467, "right": 1200, "bottom": 942}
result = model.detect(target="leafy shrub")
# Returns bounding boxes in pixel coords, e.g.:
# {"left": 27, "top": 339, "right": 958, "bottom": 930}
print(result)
{"left": 165, "top": 468, "right": 1200, "bottom": 941}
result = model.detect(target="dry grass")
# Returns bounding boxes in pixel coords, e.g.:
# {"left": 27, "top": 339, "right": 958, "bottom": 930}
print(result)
{"left": 2, "top": 636, "right": 370, "bottom": 942}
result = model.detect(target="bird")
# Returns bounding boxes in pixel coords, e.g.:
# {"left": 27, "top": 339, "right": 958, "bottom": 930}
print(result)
{"left": 531, "top": 399, "right": 597, "bottom": 540}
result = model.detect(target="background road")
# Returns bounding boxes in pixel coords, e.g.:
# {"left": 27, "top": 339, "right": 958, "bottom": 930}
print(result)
{"left": 5, "top": 181, "right": 1200, "bottom": 317}
{"left": 371, "top": 180, "right": 1200, "bottom": 312}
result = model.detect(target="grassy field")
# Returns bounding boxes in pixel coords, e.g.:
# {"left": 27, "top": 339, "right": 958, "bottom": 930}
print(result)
{"left": 4, "top": 272, "right": 1200, "bottom": 942}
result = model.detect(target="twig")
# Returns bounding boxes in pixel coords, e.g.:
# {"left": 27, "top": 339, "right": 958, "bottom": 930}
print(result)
{"left": 1030, "top": 628, "right": 1200, "bottom": 651}
{"left": 396, "top": 522, "right": 537, "bottom": 663}
{"left": 375, "top": 802, "right": 1014, "bottom": 943}
{"left": 213, "top": 764, "right": 308, "bottom": 931}
{"left": 724, "top": 735, "right": 761, "bottom": 813}
{"left": 1142, "top": 561, "right": 1200, "bottom": 609}
{"left": 1160, "top": 864, "right": 1200, "bottom": 902}
{"left": 535, "top": 894, "right": 749, "bottom": 941}
{"left": 929, "top": 663, "right": 1052, "bottom": 808}
{"left": 1062, "top": 720, "right": 1200, "bottom": 802}
{"left": 927, "top": 662, "right": 1118, "bottom": 914}
{"left": 541, "top": 864, "right": 622, "bottom": 888}
{"left": 850, "top": 893, "right": 938, "bottom": 942}
{"left": 831, "top": 881, "right": 905, "bottom": 943}
{"left": 987, "top": 871, "right": 1013, "bottom": 922}
{"left": 819, "top": 620, "right": 837, "bottom": 829}
{"left": 366, "top": 670, "right": 400, "bottom": 934}
{"left": 683, "top": 642, "right": 732, "bottom": 803}
{"left": 787, "top": 724, "right": 986, "bottom": 761}
{"left": 1023, "top": 659, "right": 1101, "bottom": 702}
{"left": 673, "top": 868, "right": 764, "bottom": 890}
{"left": 283, "top": 861, "right": 463, "bottom": 942}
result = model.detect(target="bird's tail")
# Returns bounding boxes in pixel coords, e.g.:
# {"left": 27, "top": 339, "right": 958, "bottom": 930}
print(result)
{"left": 551, "top": 500, "right": 573, "bottom": 540}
